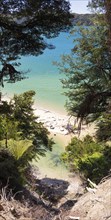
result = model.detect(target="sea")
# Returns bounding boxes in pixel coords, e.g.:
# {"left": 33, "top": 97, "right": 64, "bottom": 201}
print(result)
{"left": 2, "top": 31, "right": 75, "bottom": 114}
{"left": 2, "top": 31, "right": 76, "bottom": 179}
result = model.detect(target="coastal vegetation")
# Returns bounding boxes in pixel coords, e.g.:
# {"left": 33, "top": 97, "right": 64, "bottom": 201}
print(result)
{"left": 0, "top": 91, "right": 53, "bottom": 187}
{"left": 0, "top": 0, "right": 72, "bottom": 188}
{"left": 61, "top": 135, "right": 111, "bottom": 183}
{"left": 57, "top": 0, "right": 111, "bottom": 183}
{"left": 0, "top": 0, "right": 110, "bottom": 188}
{"left": 0, "top": 0, "right": 111, "bottom": 219}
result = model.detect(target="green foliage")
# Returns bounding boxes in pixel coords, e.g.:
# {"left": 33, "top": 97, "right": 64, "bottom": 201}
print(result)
{"left": 96, "top": 113, "right": 111, "bottom": 141}
{"left": 57, "top": 1, "right": 111, "bottom": 183}
{"left": 8, "top": 139, "right": 32, "bottom": 161}
{"left": 0, "top": 90, "right": 53, "bottom": 154}
{"left": 79, "top": 150, "right": 111, "bottom": 183}
{"left": 61, "top": 135, "right": 103, "bottom": 166}
{"left": 57, "top": 24, "right": 111, "bottom": 125}
{"left": 88, "top": 0, "right": 106, "bottom": 12}
{"left": 0, "top": 116, "right": 19, "bottom": 141}
{"left": 11, "top": 91, "right": 53, "bottom": 152}
{"left": 61, "top": 135, "right": 111, "bottom": 183}
{"left": 55, "top": 1, "right": 111, "bottom": 128}
{"left": 57, "top": 1, "right": 111, "bottom": 185}
{"left": 11, "top": 90, "right": 37, "bottom": 138}
{"left": 0, "top": 91, "right": 53, "bottom": 185}
{"left": 0, "top": 148, "right": 22, "bottom": 189}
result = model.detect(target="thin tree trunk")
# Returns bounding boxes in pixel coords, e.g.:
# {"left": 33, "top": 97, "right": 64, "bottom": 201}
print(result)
{"left": 5, "top": 132, "right": 8, "bottom": 148}
{"left": 105, "top": 0, "right": 111, "bottom": 52}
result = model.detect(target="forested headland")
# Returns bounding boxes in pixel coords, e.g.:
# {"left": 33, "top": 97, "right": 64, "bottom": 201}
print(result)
{"left": 72, "top": 13, "right": 95, "bottom": 26}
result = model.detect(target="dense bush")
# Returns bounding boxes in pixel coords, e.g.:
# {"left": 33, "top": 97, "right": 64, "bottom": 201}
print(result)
{"left": 0, "top": 91, "right": 53, "bottom": 187}
{"left": 0, "top": 148, "right": 22, "bottom": 190}
{"left": 96, "top": 113, "right": 111, "bottom": 141}
{"left": 61, "top": 135, "right": 111, "bottom": 183}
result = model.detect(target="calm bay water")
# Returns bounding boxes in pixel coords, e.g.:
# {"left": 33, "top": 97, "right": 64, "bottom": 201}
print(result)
{"left": 3, "top": 32, "right": 74, "bottom": 113}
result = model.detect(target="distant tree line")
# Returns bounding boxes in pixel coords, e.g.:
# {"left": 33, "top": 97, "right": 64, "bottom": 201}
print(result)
{"left": 72, "top": 13, "right": 95, "bottom": 26}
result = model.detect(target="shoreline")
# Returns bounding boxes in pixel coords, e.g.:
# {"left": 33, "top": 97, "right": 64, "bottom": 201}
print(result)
{"left": 3, "top": 95, "right": 96, "bottom": 139}
{"left": 34, "top": 106, "right": 72, "bottom": 135}
{"left": 3, "top": 95, "right": 96, "bottom": 182}
{"left": 34, "top": 104, "right": 96, "bottom": 139}
{"left": 33, "top": 105, "right": 96, "bottom": 180}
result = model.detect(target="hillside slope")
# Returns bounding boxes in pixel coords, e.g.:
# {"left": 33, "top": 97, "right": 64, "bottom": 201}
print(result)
{"left": 0, "top": 175, "right": 110, "bottom": 219}
{"left": 69, "top": 175, "right": 111, "bottom": 220}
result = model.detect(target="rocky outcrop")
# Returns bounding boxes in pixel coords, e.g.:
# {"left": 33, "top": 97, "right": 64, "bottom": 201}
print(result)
{"left": 68, "top": 175, "right": 111, "bottom": 220}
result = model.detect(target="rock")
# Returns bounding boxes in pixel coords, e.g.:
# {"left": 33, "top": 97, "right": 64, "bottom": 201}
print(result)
{"left": 69, "top": 177, "right": 111, "bottom": 220}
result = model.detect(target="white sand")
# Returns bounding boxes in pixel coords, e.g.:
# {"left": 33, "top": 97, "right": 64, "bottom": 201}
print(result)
{"left": 34, "top": 105, "right": 97, "bottom": 139}
{"left": 3, "top": 95, "right": 96, "bottom": 138}
{"left": 34, "top": 106, "right": 71, "bottom": 135}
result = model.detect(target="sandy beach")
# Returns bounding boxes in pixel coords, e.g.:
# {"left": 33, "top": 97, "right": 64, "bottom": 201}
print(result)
{"left": 34, "top": 107, "right": 71, "bottom": 135}
{"left": 34, "top": 105, "right": 96, "bottom": 139}
{"left": 33, "top": 104, "right": 97, "bottom": 181}
{"left": 3, "top": 95, "right": 96, "bottom": 181}
{"left": 3, "top": 95, "right": 96, "bottom": 139}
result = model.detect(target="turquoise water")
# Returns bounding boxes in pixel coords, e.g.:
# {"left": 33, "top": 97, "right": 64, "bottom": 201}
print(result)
{"left": 33, "top": 135, "right": 69, "bottom": 179}
{"left": 2, "top": 32, "right": 74, "bottom": 113}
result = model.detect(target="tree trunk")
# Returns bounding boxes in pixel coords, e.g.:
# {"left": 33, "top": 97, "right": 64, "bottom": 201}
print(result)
{"left": 5, "top": 132, "right": 8, "bottom": 148}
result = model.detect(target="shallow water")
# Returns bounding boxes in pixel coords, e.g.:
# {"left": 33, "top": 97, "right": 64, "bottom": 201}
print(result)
{"left": 32, "top": 134, "right": 71, "bottom": 180}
